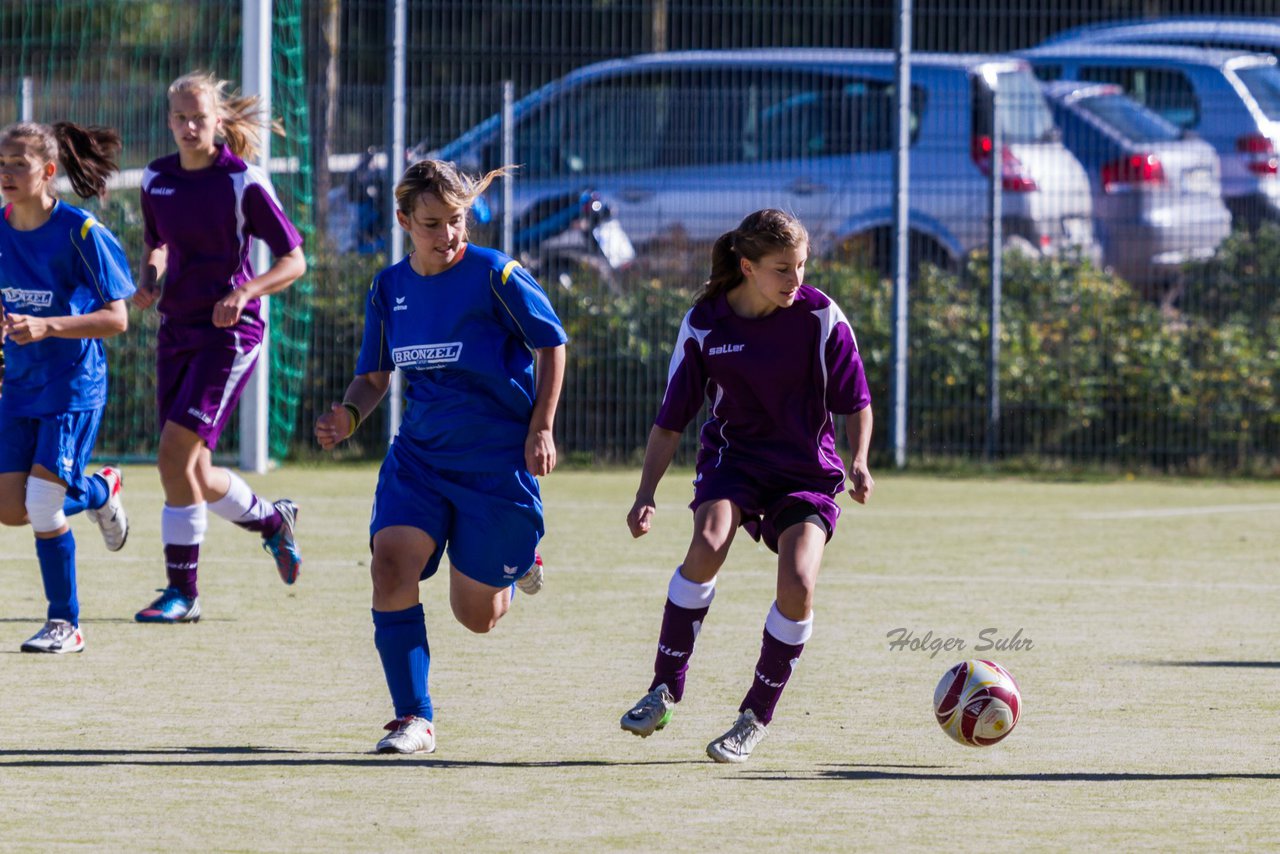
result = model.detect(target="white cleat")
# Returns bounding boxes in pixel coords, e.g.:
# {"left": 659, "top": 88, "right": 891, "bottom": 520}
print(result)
{"left": 21, "top": 619, "right": 85, "bottom": 654}
{"left": 376, "top": 716, "right": 436, "bottom": 754}
{"left": 515, "top": 552, "right": 544, "bottom": 596}
{"left": 84, "top": 466, "right": 128, "bottom": 552}
{"left": 620, "top": 683, "right": 675, "bottom": 737}
{"left": 706, "top": 709, "right": 768, "bottom": 763}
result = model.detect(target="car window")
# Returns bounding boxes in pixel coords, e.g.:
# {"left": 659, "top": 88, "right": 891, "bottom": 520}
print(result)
{"left": 973, "top": 68, "right": 1057, "bottom": 143}
{"left": 1031, "top": 65, "right": 1062, "bottom": 82}
{"left": 508, "top": 67, "right": 927, "bottom": 177}
{"left": 754, "top": 75, "right": 925, "bottom": 159}
{"left": 1077, "top": 66, "right": 1200, "bottom": 129}
{"left": 1235, "top": 64, "right": 1280, "bottom": 121}
{"left": 1072, "top": 92, "right": 1182, "bottom": 142}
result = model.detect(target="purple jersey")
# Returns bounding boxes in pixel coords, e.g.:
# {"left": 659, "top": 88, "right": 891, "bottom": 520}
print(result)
{"left": 655, "top": 284, "right": 870, "bottom": 492}
{"left": 140, "top": 144, "right": 303, "bottom": 326}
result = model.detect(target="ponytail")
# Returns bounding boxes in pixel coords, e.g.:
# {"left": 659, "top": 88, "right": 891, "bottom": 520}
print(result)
{"left": 0, "top": 121, "right": 121, "bottom": 200}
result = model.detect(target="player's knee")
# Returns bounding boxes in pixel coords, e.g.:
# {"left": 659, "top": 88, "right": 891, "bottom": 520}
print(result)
{"left": 370, "top": 559, "right": 418, "bottom": 600}
{"left": 24, "top": 478, "right": 67, "bottom": 533}
{"left": 452, "top": 600, "right": 506, "bottom": 634}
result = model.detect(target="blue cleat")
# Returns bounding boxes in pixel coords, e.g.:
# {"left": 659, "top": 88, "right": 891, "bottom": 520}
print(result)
{"left": 262, "top": 499, "right": 302, "bottom": 585}
{"left": 135, "top": 587, "right": 201, "bottom": 623}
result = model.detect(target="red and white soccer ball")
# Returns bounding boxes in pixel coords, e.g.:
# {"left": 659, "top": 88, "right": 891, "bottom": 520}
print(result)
{"left": 933, "top": 659, "right": 1022, "bottom": 747}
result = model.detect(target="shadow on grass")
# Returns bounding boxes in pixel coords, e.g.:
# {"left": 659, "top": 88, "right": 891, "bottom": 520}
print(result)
{"left": 750, "top": 767, "right": 1280, "bottom": 783}
{"left": 1143, "top": 660, "right": 1280, "bottom": 669}
{"left": 0, "top": 746, "right": 704, "bottom": 769}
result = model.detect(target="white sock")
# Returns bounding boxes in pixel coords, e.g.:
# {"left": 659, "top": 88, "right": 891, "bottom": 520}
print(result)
{"left": 764, "top": 601, "right": 813, "bottom": 645}
{"left": 667, "top": 566, "right": 716, "bottom": 609}
{"left": 161, "top": 503, "right": 207, "bottom": 546}
{"left": 207, "top": 471, "right": 273, "bottom": 525}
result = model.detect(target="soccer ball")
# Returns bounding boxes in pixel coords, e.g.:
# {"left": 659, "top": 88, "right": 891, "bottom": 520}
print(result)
{"left": 933, "top": 659, "right": 1022, "bottom": 747}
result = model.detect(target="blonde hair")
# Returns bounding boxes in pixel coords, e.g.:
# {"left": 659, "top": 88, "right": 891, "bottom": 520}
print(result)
{"left": 697, "top": 209, "right": 810, "bottom": 303}
{"left": 0, "top": 121, "right": 121, "bottom": 199}
{"left": 168, "top": 70, "right": 282, "bottom": 161}
{"left": 394, "top": 159, "right": 516, "bottom": 239}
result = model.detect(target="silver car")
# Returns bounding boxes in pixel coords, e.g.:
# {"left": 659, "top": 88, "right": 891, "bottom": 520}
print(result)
{"left": 429, "top": 49, "right": 1098, "bottom": 274}
{"left": 1021, "top": 44, "right": 1280, "bottom": 227}
{"left": 1042, "top": 80, "right": 1231, "bottom": 290}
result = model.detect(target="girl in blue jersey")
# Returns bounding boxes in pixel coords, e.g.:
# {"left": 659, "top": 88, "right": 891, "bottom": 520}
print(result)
{"left": 620, "top": 209, "right": 875, "bottom": 763}
{"left": 132, "top": 71, "right": 307, "bottom": 624}
{"left": 315, "top": 159, "right": 567, "bottom": 754}
{"left": 0, "top": 121, "right": 136, "bottom": 653}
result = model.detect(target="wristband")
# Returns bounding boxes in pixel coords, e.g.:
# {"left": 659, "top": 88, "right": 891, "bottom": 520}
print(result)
{"left": 342, "top": 402, "right": 362, "bottom": 438}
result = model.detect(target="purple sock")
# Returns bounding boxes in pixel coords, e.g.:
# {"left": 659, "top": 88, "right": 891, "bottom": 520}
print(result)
{"left": 651, "top": 598, "right": 709, "bottom": 702}
{"left": 234, "top": 499, "right": 282, "bottom": 537}
{"left": 165, "top": 544, "right": 200, "bottom": 598}
{"left": 740, "top": 629, "right": 805, "bottom": 725}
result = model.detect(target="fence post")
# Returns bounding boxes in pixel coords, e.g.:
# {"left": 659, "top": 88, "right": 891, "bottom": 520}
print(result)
{"left": 385, "top": 0, "right": 407, "bottom": 444}
{"left": 986, "top": 80, "right": 1003, "bottom": 461}
{"left": 239, "top": 0, "right": 272, "bottom": 474}
{"left": 890, "top": 0, "right": 913, "bottom": 469}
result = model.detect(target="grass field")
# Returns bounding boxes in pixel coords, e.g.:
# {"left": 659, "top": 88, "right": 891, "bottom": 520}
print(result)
{"left": 2, "top": 465, "right": 1279, "bottom": 851}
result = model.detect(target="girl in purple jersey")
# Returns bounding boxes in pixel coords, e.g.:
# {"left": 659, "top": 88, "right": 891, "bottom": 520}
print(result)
{"left": 0, "top": 120, "right": 136, "bottom": 653}
{"left": 131, "top": 71, "right": 307, "bottom": 624}
{"left": 620, "top": 209, "right": 875, "bottom": 763}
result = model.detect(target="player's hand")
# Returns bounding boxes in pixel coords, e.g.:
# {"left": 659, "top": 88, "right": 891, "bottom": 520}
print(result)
{"left": 2, "top": 312, "right": 49, "bottom": 344}
{"left": 212, "top": 290, "right": 250, "bottom": 328}
{"left": 133, "top": 283, "right": 161, "bottom": 310}
{"left": 627, "top": 496, "right": 656, "bottom": 538}
{"left": 314, "top": 402, "right": 352, "bottom": 451}
{"left": 525, "top": 428, "right": 556, "bottom": 477}
{"left": 847, "top": 462, "right": 874, "bottom": 505}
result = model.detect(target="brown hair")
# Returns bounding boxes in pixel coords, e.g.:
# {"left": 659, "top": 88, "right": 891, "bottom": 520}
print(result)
{"left": 394, "top": 158, "right": 516, "bottom": 239}
{"left": 0, "top": 121, "right": 121, "bottom": 199}
{"left": 696, "top": 208, "right": 810, "bottom": 303}
{"left": 168, "top": 70, "right": 282, "bottom": 161}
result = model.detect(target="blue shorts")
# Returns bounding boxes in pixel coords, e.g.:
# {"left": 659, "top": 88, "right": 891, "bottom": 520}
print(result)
{"left": 0, "top": 406, "right": 103, "bottom": 500}
{"left": 370, "top": 439, "right": 544, "bottom": 588}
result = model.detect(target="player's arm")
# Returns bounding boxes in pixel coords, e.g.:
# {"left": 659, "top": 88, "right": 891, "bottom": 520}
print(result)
{"left": 2, "top": 299, "right": 128, "bottom": 344}
{"left": 314, "top": 370, "right": 391, "bottom": 451}
{"left": 213, "top": 247, "right": 306, "bottom": 329}
{"left": 845, "top": 404, "right": 875, "bottom": 505}
{"left": 627, "top": 425, "right": 683, "bottom": 538}
{"left": 526, "top": 343, "right": 565, "bottom": 477}
{"left": 133, "top": 245, "right": 167, "bottom": 310}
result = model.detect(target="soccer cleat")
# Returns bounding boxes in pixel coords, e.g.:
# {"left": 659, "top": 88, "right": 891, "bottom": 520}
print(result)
{"left": 84, "top": 466, "right": 128, "bottom": 551}
{"left": 134, "top": 587, "right": 202, "bottom": 623}
{"left": 262, "top": 498, "right": 301, "bottom": 585}
{"left": 20, "top": 619, "right": 84, "bottom": 654}
{"left": 706, "top": 709, "right": 768, "bottom": 764}
{"left": 620, "top": 683, "right": 675, "bottom": 737}
{"left": 515, "top": 552, "right": 544, "bottom": 595}
{"left": 376, "top": 716, "right": 436, "bottom": 754}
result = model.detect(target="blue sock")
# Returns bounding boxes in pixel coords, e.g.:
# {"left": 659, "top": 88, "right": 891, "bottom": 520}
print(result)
{"left": 62, "top": 472, "right": 108, "bottom": 517}
{"left": 35, "top": 531, "right": 78, "bottom": 624}
{"left": 372, "top": 605, "right": 433, "bottom": 720}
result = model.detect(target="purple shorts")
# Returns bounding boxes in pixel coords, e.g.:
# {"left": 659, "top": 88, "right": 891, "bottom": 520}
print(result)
{"left": 155, "top": 318, "right": 263, "bottom": 449}
{"left": 690, "top": 461, "right": 841, "bottom": 553}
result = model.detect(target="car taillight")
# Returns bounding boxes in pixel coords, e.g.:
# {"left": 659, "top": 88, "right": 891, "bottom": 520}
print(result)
{"left": 1100, "top": 153, "right": 1166, "bottom": 194}
{"left": 1236, "top": 133, "right": 1278, "bottom": 176}
{"left": 971, "top": 135, "right": 1038, "bottom": 192}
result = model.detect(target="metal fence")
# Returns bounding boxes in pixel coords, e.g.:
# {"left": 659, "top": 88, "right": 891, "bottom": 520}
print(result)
{"left": 2, "top": 1, "right": 1278, "bottom": 472}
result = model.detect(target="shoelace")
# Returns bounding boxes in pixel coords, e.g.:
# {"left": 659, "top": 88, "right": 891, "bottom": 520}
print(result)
{"left": 634, "top": 689, "right": 669, "bottom": 718}
{"left": 43, "top": 622, "right": 72, "bottom": 643}
{"left": 724, "top": 717, "right": 763, "bottom": 750}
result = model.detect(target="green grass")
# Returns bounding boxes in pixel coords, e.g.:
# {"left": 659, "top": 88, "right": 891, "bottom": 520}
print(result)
{"left": 3, "top": 467, "right": 1280, "bottom": 850}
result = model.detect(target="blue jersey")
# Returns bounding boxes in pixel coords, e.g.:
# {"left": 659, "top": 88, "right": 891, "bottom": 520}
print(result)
{"left": 0, "top": 201, "right": 135, "bottom": 416}
{"left": 355, "top": 244, "right": 567, "bottom": 471}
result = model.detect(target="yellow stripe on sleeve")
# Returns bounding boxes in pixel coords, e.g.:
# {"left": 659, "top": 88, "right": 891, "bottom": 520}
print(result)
{"left": 500, "top": 260, "right": 521, "bottom": 284}
{"left": 80, "top": 217, "right": 98, "bottom": 239}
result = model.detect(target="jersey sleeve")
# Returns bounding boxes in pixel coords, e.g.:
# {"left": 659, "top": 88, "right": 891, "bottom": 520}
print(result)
{"left": 242, "top": 174, "right": 304, "bottom": 258}
{"left": 354, "top": 276, "right": 393, "bottom": 375}
{"left": 653, "top": 310, "right": 709, "bottom": 432}
{"left": 823, "top": 307, "right": 871, "bottom": 415}
{"left": 140, "top": 172, "right": 161, "bottom": 249}
{"left": 489, "top": 260, "right": 568, "bottom": 349}
{"left": 75, "top": 219, "right": 137, "bottom": 304}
